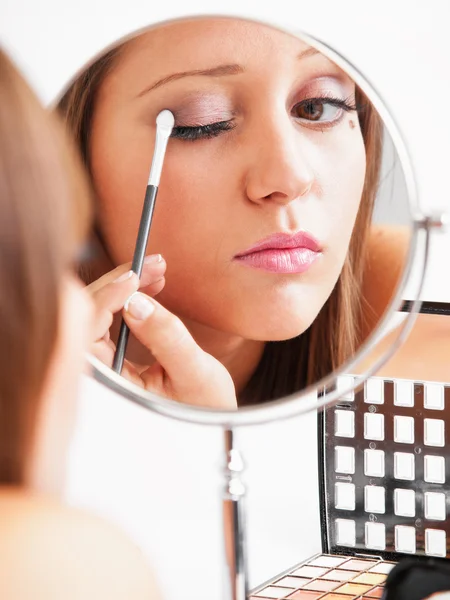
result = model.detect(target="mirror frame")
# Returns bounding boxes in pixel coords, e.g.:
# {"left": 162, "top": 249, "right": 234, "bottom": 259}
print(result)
{"left": 71, "top": 15, "right": 437, "bottom": 427}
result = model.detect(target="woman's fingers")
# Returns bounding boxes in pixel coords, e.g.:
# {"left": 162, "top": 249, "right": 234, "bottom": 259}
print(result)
{"left": 124, "top": 293, "right": 200, "bottom": 380}
{"left": 87, "top": 254, "right": 165, "bottom": 294}
{"left": 89, "top": 255, "right": 167, "bottom": 342}
{"left": 91, "top": 271, "right": 140, "bottom": 341}
{"left": 123, "top": 293, "right": 237, "bottom": 408}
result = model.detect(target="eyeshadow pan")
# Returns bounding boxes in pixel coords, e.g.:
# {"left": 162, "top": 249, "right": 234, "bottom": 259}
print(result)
{"left": 364, "top": 449, "right": 385, "bottom": 478}
{"left": 365, "top": 377, "right": 384, "bottom": 404}
{"left": 352, "top": 573, "right": 386, "bottom": 585}
{"left": 335, "top": 410, "right": 355, "bottom": 438}
{"left": 368, "top": 562, "right": 395, "bottom": 574}
{"left": 424, "top": 454, "right": 446, "bottom": 483}
{"left": 291, "top": 566, "right": 328, "bottom": 578}
{"left": 424, "top": 383, "right": 444, "bottom": 410}
{"left": 321, "top": 596, "right": 358, "bottom": 600}
{"left": 276, "top": 577, "right": 308, "bottom": 588}
{"left": 394, "top": 452, "right": 415, "bottom": 480}
{"left": 394, "top": 415, "right": 415, "bottom": 444}
{"left": 335, "top": 446, "right": 355, "bottom": 475}
{"left": 337, "top": 375, "right": 355, "bottom": 401}
{"left": 253, "top": 586, "right": 292, "bottom": 598}
{"left": 303, "top": 579, "right": 340, "bottom": 592}
{"left": 322, "top": 569, "right": 356, "bottom": 582}
{"left": 286, "top": 591, "right": 324, "bottom": 599}
{"left": 309, "top": 556, "right": 348, "bottom": 568}
{"left": 394, "top": 380, "right": 414, "bottom": 406}
{"left": 425, "top": 528, "right": 447, "bottom": 557}
{"left": 424, "top": 491, "right": 446, "bottom": 520}
{"left": 394, "top": 488, "right": 416, "bottom": 517}
{"left": 335, "top": 482, "right": 356, "bottom": 510}
{"left": 424, "top": 418, "right": 445, "bottom": 447}
{"left": 395, "top": 524, "right": 416, "bottom": 553}
{"left": 335, "top": 519, "right": 356, "bottom": 546}
{"left": 344, "top": 559, "right": 377, "bottom": 571}
{"left": 364, "top": 485, "right": 385, "bottom": 513}
{"left": 364, "top": 413, "right": 384, "bottom": 441}
{"left": 365, "top": 521, "right": 386, "bottom": 550}
{"left": 365, "top": 586, "right": 384, "bottom": 598}
{"left": 335, "top": 582, "right": 372, "bottom": 595}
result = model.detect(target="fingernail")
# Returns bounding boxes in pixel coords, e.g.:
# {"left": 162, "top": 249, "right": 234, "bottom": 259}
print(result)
{"left": 144, "top": 254, "right": 162, "bottom": 264}
{"left": 125, "top": 292, "right": 155, "bottom": 320}
{"left": 114, "top": 270, "right": 134, "bottom": 283}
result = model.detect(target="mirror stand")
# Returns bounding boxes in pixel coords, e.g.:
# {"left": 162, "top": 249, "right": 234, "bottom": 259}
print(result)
{"left": 223, "top": 428, "right": 248, "bottom": 600}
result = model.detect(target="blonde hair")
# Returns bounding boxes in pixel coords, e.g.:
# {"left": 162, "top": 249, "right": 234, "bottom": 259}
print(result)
{"left": 0, "top": 49, "right": 92, "bottom": 483}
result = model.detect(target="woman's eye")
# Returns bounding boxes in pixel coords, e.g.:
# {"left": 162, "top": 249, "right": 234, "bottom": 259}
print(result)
{"left": 292, "top": 97, "right": 356, "bottom": 124}
{"left": 170, "top": 120, "right": 235, "bottom": 141}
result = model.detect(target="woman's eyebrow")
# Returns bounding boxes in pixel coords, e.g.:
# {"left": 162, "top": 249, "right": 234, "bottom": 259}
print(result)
{"left": 298, "top": 47, "right": 320, "bottom": 60}
{"left": 137, "top": 49, "right": 321, "bottom": 97}
{"left": 137, "top": 64, "right": 244, "bottom": 96}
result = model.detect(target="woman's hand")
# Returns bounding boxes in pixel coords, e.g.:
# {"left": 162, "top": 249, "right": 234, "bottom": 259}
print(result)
{"left": 88, "top": 254, "right": 237, "bottom": 410}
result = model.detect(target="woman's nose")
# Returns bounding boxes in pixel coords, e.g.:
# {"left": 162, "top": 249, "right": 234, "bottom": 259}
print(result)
{"left": 244, "top": 117, "right": 314, "bottom": 206}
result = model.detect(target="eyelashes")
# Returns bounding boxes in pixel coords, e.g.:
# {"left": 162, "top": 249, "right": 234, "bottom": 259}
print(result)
{"left": 293, "top": 95, "right": 356, "bottom": 121}
{"left": 170, "top": 95, "right": 357, "bottom": 142}
{"left": 170, "top": 120, "right": 235, "bottom": 141}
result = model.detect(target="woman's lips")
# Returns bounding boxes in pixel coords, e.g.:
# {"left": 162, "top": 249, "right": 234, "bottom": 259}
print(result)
{"left": 234, "top": 231, "right": 322, "bottom": 274}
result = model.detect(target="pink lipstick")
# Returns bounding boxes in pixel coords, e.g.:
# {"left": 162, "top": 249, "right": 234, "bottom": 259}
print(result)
{"left": 234, "top": 231, "right": 322, "bottom": 274}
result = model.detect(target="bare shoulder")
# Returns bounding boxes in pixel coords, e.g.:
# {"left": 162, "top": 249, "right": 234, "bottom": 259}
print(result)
{"left": 0, "top": 490, "right": 161, "bottom": 600}
{"left": 361, "top": 224, "right": 411, "bottom": 337}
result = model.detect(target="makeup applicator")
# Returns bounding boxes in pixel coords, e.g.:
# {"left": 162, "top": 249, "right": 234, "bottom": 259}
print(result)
{"left": 112, "top": 109, "right": 175, "bottom": 374}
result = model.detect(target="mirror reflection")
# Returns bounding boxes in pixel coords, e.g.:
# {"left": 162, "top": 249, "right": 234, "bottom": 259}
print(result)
{"left": 58, "top": 16, "right": 412, "bottom": 410}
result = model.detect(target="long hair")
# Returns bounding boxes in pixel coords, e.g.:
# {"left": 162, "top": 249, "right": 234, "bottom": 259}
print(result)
{"left": 57, "top": 42, "right": 382, "bottom": 405}
{"left": 0, "top": 49, "right": 91, "bottom": 483}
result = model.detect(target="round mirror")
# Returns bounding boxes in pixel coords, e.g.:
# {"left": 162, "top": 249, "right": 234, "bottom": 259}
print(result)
{"left": 55, "top": 15, "right": 429, "bottom": 425}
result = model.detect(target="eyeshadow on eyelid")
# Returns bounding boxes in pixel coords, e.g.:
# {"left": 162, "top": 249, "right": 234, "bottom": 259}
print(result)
{"left": 170, "top": 96, "right": 234, "bottom": 125}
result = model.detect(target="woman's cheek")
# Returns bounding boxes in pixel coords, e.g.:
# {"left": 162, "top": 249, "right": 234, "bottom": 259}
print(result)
{"left": 317, "top": 130, "right": 367, "bottom": 260}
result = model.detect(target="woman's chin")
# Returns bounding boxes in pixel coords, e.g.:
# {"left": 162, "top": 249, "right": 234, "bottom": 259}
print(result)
{"left": 236, "top": 316, "right": 316, "bottom": 343}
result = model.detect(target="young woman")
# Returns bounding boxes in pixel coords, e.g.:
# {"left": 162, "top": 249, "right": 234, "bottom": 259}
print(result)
{"left": 0, "top": 48, "right": 160, "bottom": 599}
{"left": 59, "top": 16, "right": 408, "bottom": 408}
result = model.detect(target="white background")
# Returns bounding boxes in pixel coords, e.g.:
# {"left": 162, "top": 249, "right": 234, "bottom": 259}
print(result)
{"left": 1, "top": 2, "right": 449, "bottom": 600}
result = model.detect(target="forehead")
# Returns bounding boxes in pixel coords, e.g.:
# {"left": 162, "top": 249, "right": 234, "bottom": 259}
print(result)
{"left": 116, "top": 18, "right": 313, "bottom": 79}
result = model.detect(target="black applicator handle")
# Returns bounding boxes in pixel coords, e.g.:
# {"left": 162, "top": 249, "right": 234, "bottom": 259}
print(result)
{"left": 112, "top": 184, "right": 158, "bottom": 374}
{"left": 111, "top": 109, "right": 174, "bottom": 374}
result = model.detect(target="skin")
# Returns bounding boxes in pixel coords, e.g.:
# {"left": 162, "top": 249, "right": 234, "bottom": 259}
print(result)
{"left": 1, "top": 273, "right": 161, "bottom": 599}
{"left": 89, "top": 18, "right": 367, "bottom": 393}
{"left": 27, "top": 275, "right": 93, "bottom": 495}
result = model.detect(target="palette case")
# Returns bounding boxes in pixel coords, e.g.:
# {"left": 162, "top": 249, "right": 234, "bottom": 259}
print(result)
{"left": 249, "top": 301, "right": 450, "bottom": 600}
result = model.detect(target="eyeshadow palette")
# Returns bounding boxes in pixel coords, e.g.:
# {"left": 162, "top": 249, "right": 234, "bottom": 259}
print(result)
{"left": 322, "top": 374, "right": 450, "bottom": 559}
{"left": 249, "top": 553, "right": 394, "bottom": 599}
{"left": 249, "top": 303, "right": 450, "bottom": 600}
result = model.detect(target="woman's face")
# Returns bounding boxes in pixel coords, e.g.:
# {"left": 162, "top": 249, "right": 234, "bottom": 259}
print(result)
{"left": 90, "top": 18, "right": 366, "bottom": 342}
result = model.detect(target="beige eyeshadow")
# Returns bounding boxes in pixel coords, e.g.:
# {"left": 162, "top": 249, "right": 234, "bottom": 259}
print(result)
{"left": 335, "top": 582, "right": 372, "bottom": 595}
{"left": 320, "top": 595, "right": 357, "bottom": 600}
{"left": 368, "top": 562, "right": 396, "bottom": 575}
{"left": 291, "top": 566, "right": 328, "bottom": 578}
{"left": 275, "top": 577, "right": 309, "bottom": 588}
{"left": 322, "top": 569, "right": 358, "bottom": 582}
{"left": 286, "top": 591, "right": 323, "bottom": 599}
{"left": 343, "top": 559, "right": 377, "bottom": 571}
{"left": 253, "top": 586, "right": 293, "bottom": 598}
{"left": 303, "top": 579, "right": 340, "bottom": 592}
{"left": 352, "top": 572, "right": 386, "bottom": 585}
{"left": 309, "top": 555, "right": 348, "bottom": 568}
{"left": 365, "top": 587, "right": 384, "bottom": 598}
